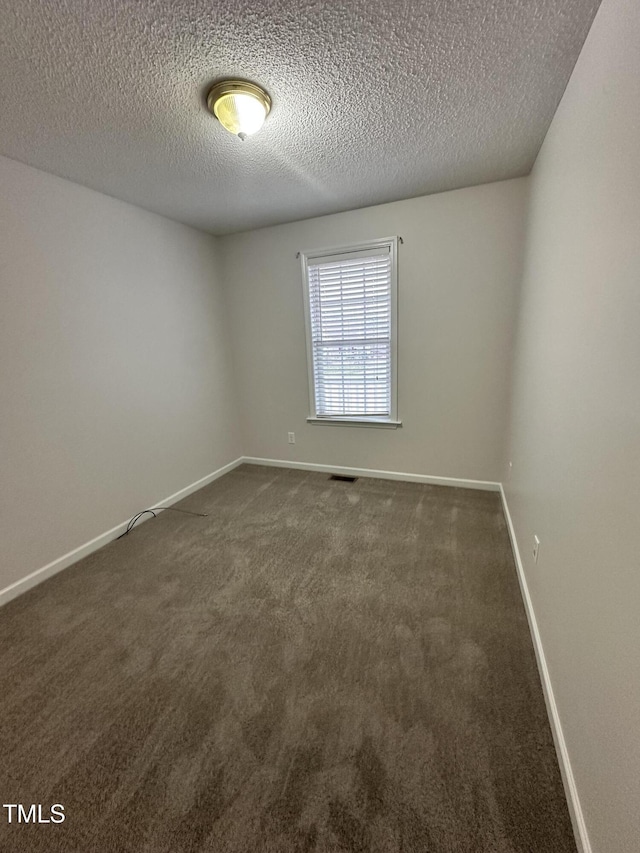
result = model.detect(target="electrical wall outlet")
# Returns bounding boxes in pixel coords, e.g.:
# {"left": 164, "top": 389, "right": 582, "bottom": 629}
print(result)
{"left": 533, "top": 535, "right": 540, "bottom": 564}
{"left": 288, "top": 432, "right": 295, "bottom": 444}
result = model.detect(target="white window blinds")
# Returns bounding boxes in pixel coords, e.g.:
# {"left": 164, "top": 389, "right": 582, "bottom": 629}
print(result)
{"left": 305, "top": 243, "right": 394, "bottom": 419}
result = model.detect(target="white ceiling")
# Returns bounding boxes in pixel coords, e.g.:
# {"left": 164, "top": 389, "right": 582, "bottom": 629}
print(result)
{"left": 0, "top": 0, "right": 601, "bottom": 235}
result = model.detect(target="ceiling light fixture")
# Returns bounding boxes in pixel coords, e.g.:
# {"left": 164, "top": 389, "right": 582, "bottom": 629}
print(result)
{"left": 207, "top": 80, "right": 271, "bottom": 141}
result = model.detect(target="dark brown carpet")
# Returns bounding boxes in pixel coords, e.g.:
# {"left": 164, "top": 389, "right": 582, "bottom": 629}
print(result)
{"left": 0, "top": 464, "right": 575, "bottom": 852}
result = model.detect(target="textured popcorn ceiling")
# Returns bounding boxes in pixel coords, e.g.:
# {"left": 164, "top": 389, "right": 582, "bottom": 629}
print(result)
{"left": 0, "top": 0, "right": 601, "bottom": 234}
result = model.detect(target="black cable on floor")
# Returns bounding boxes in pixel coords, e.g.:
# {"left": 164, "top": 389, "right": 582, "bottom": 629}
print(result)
{"left": 117, "top": 506, "right": 208, "bottom": 539}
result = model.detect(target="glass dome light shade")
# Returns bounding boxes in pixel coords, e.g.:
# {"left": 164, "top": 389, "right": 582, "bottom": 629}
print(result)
{"left": 207, "top": 81, "right": 271, "bottom": 138}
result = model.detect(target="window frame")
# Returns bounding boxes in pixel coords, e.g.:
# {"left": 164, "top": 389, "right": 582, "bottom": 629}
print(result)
{"left": 300, "top": 236, "right": 401, "bottom": 428}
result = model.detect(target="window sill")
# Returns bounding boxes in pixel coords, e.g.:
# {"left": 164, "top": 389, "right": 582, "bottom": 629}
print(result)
{"left": 307, "top": 417, "right": 402, "bottom": 429}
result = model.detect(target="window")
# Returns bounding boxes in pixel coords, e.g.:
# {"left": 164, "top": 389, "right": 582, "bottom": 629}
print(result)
{"left": 301, "top": 237, "right": 400, "bottom": 427}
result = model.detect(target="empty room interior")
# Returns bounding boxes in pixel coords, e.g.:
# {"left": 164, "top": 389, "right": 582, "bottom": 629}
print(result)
{"left": 1, "top": 0, "right": 638, "bottom": 851}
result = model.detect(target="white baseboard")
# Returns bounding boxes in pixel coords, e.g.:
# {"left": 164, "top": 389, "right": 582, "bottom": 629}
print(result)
{"left": 0, "top": 455, "right": 492, "bottom": 608}
{"left": 0, "top": 457, "right": 244, "bottom": 608}
{"left": 499, "top": 485, "right": 591, "bottom": 853}
{"left": 241, "top": 456, "right": 500, "bottom": 492}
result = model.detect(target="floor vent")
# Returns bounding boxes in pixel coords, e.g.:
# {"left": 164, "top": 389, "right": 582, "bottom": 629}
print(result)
{"left": 329, "top": 475, "right": 358, "bottom": 483}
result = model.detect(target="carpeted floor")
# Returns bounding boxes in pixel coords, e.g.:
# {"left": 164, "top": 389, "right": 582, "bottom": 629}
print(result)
{"left": 0, "top": 464, "right": 576, "bottom": 852}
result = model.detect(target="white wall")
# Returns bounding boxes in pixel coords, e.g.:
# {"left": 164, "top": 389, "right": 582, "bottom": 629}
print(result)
{"left": 503, "top": 0, "right": 640, "bottom": 850}
{"left": 0, "top": 156, "right": 241, "bottom": 593}
{"left": 222, "top": 178, "right": 528, "bottom": 483}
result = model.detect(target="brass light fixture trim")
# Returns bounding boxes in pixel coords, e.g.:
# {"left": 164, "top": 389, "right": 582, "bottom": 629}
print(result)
{"left": 206, "top": 79, "right": 272, "bottom": 140}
